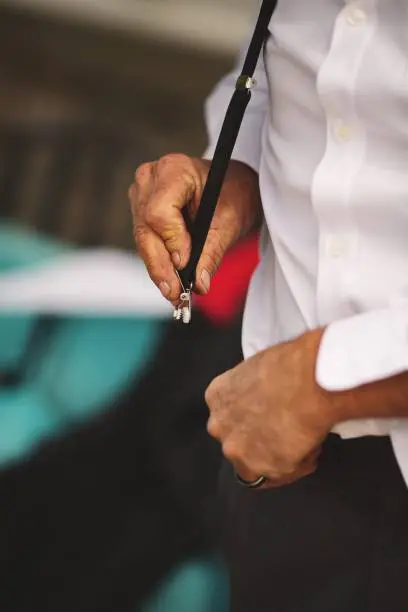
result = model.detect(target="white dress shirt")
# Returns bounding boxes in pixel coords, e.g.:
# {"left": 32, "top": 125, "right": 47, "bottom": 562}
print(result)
{"left": 204, "top": 0, "right": 408, "bottom": 485}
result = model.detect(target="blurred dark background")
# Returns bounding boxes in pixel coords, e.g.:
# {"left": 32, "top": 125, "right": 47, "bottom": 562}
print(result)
{"left": 0, "top": 2, "right": 259, "bottom": 611}
{"left": 0, "top": 0, "right": 255, "bottom": 248}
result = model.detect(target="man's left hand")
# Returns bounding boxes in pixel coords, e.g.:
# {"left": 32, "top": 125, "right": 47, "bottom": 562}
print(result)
{"left": 205, "top": 329, "right": 337, "bottom": 488}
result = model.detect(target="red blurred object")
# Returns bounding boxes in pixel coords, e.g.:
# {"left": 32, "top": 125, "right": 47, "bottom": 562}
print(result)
{"left": 193, "top": 234, "right": 260, "bottom": 325}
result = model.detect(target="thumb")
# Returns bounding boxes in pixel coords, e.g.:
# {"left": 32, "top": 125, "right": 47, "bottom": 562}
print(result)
{"left": 194, "top": 227, "right": 235, "bottom": 295}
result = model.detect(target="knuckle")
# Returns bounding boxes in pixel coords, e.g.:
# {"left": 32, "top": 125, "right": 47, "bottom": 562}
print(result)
{"left": 162, "top": 218, "right": 186, "bottom": 245}
{"left": 207, "top": 418, "right": 221, "bottom": 439}
{"left": 156, "top": 156, "right": 197, "bottom": 194}
{"left": 204, "top": 386, "right": 213, "bottom": 409}
{"left": 144, "top": 204, "right": 163, "bottom": 228}
{"left": 129, "top": 182, "right": 141, "bottom": 215}
{"left": 127, "top": 183, "right": 135, "bottom": 203}
{"left": 205, "top": 378, "right": 220, "bottom": 407}
{"left": 134, "top": 161, "right": 153, "bottom": 184}
{"left": 157, "top": 152, "right": 192, "bottom": 171}
{"left": 222, "top": 440, "right": 241, "bottom": 463}
{"left": 144, "top": 206, "right": 181, "bottom": 241}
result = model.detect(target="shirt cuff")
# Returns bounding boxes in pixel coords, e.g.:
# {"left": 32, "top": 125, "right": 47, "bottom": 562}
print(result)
{"left": 315, "top": 307, "right": 408, "bottom": 392}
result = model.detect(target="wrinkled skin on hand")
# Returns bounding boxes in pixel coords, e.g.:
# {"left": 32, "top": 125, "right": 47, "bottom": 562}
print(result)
{"left": 129, "top": 154, "right": 261, "bottom": 305}
{"left": 206, "top": 329, "right": 336, "bottom": 488}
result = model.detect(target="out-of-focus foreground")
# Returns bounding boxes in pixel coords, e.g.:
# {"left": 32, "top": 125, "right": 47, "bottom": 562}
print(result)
{"left": 0, "top": 2, "right": 259, "bottom": 611}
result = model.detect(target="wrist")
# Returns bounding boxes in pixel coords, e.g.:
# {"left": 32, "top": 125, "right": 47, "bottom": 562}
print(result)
{"left": 302, "top": 328, "right": 359, "bottom": 428}
{"left": 307, "top": 327, "right": 365, "bottom": 426}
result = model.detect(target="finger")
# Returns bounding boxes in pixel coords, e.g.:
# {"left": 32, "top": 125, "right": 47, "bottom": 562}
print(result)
{"left": 130, "top": 157, "right": 195, "bottom": 301}
{"left": 261, "top": 454, "right": 320, "bottom": 490}
{"left": 194, "top": 227, "right": 234, "bottom": 295}
{"left": 220, "top": 439, "right": 262, "bottom": 485}
{"left": 234, "top": 463, "right": 263, "bottom": 485}
{"left": 133, "top": 223, "right": 181, "bottom": 303}
{"left": 129, "top": 162, "right": 154, "bottom": 235}
{"left": 229, "top": 446, "right": 322, "bottom": 491}
{"left": 193, "top": 170, "right": 248, "bottom": 295}
{"left": 206, "top": 378, "right": 228, "bottom": 440}
{"left": 144, "top": 155, "right": 198, "bottom": 269}
{"left": 206, "top": 413, "right": 227, "bottom": 442}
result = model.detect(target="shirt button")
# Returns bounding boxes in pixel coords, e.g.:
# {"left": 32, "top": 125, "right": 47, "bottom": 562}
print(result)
{"left": 326, "top": 236, "right": 348, "bottom": 259}
{"left": 334, "top": 123, "right": 354, "bottom": 142}
{"left": 345, "top": 7, "right": 367, "bottom": 25}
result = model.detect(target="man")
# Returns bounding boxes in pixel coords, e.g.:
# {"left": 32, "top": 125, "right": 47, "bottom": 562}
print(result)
{"left": 129, "top": 1, "right": 408, "bottom": 610}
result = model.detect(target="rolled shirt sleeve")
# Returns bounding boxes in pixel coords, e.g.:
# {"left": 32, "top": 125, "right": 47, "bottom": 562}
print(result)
{"left": 316, "top": 306, "right": 408, "bottom": 392}
{"left": 316, "top": 306, "right": 408, "bottom": 486}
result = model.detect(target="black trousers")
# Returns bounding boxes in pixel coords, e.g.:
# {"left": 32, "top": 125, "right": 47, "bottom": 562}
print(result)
{"left": 221, "top": 435, "right": 408, "bottom": 612}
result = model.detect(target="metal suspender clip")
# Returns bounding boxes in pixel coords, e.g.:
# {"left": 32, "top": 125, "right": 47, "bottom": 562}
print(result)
{"left": 173, "top": 271, "right": 192, "bottom": 325}
{"left": 235, "top": 75, "right": 257, "bottom": 91}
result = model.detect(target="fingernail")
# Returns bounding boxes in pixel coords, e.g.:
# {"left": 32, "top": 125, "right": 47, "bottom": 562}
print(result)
{"left": 159, "top": 281, "right": 170, "bottom": 298}
{"left": 201, "top": 269, "right": 211, "bottom": 293}
{"left": 172, "top": 251, "right": 181, "bottom": 268}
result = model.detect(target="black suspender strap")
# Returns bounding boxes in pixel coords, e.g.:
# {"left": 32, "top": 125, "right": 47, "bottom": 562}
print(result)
{"left": 178, "top": 0, "right": 279, "bottom": 294}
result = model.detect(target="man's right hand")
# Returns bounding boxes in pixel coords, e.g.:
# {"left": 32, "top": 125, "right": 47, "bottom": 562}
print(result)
{"left": 128, "top": 153, "right": 261, "bottom": 304}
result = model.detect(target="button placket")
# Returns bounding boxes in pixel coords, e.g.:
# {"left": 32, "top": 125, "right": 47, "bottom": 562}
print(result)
{"left": 313, "top": 3, "right": 375, "bottom": 326}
